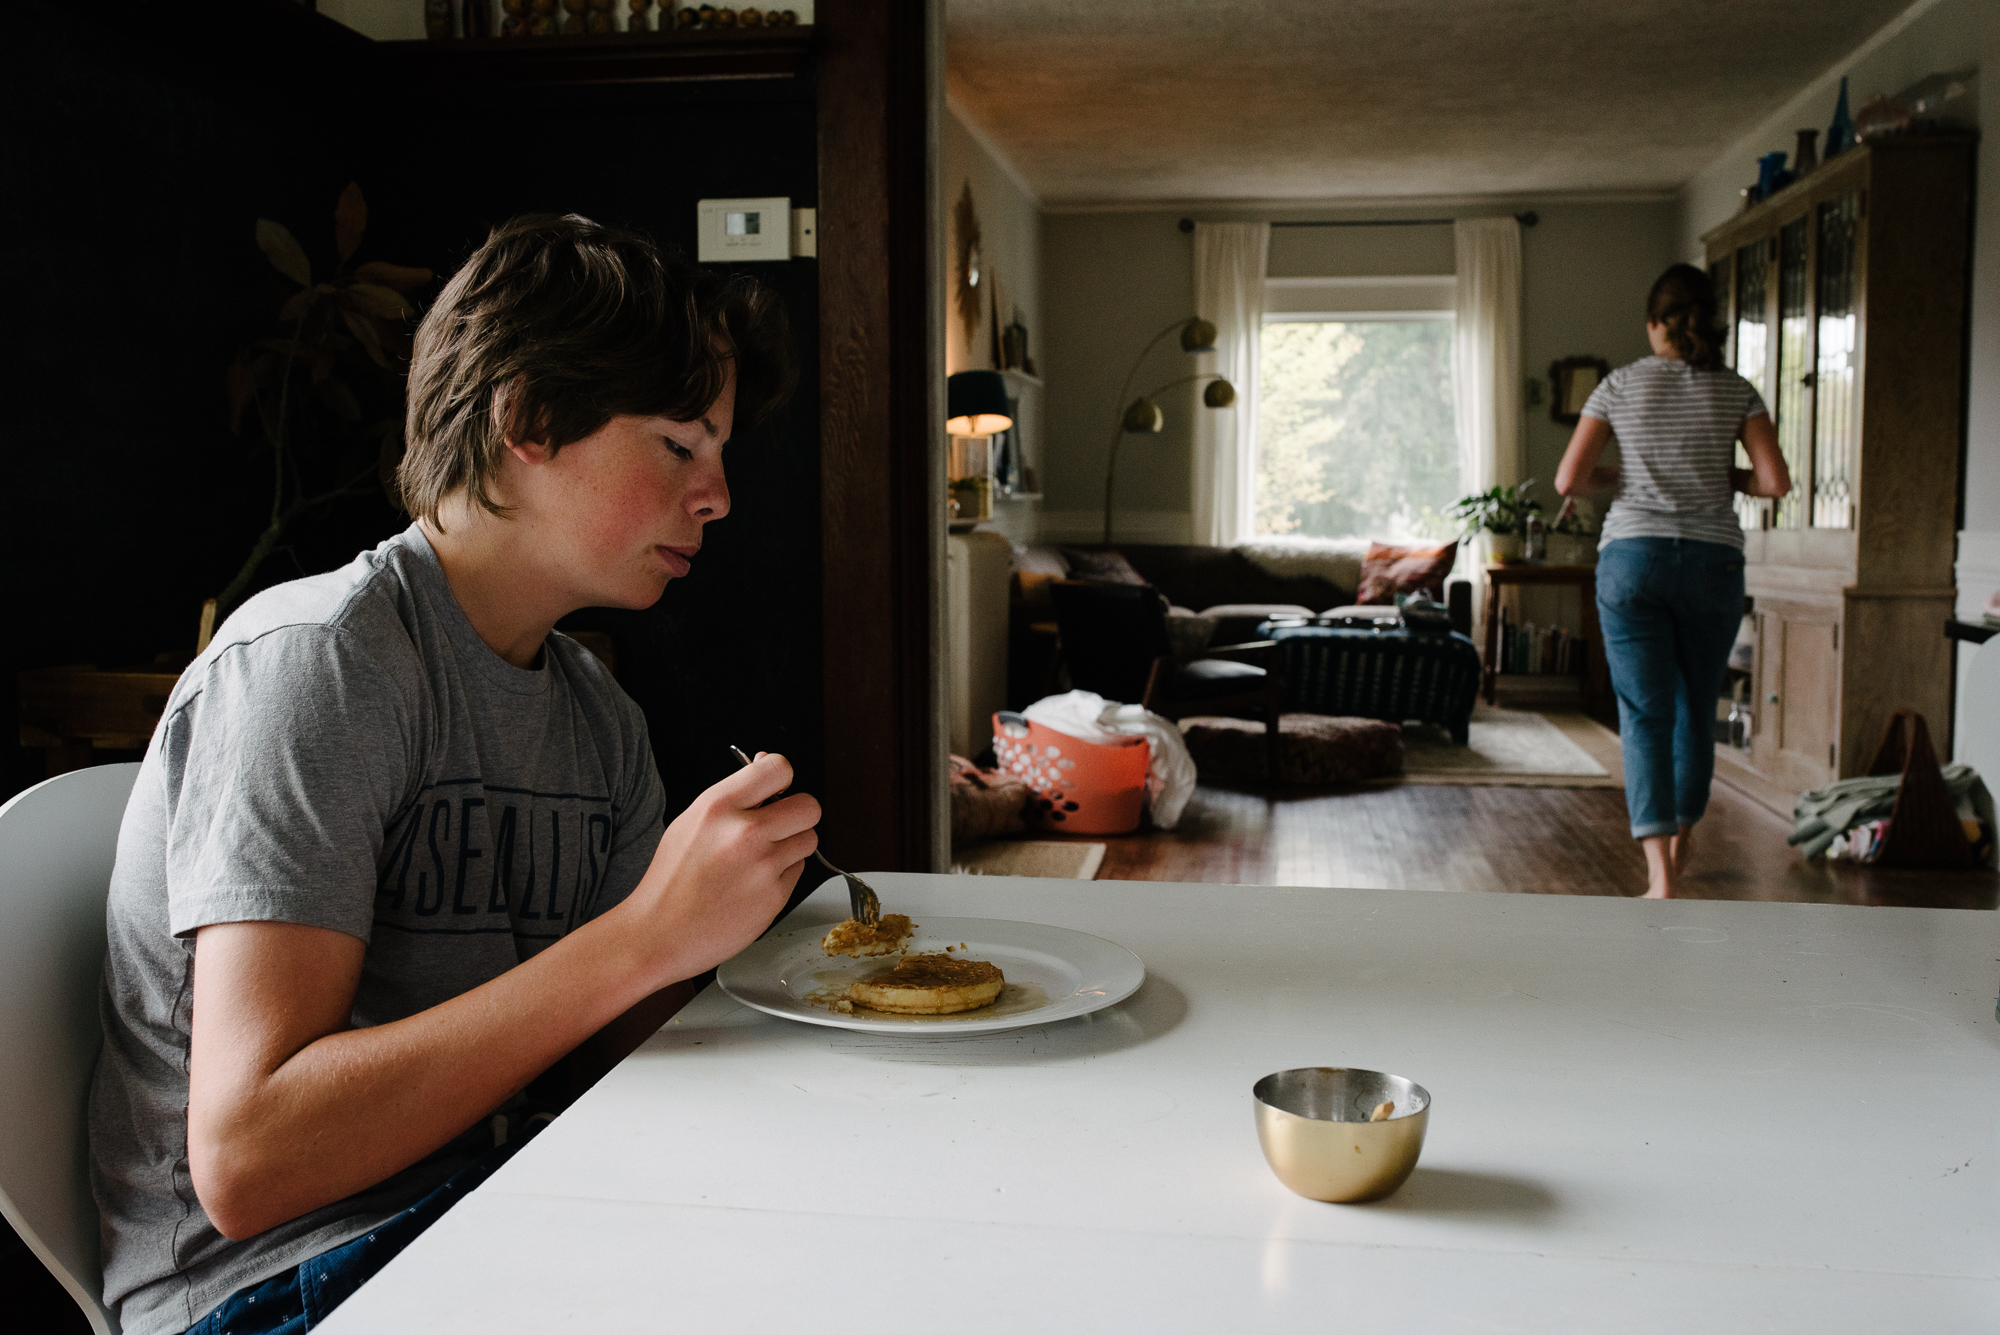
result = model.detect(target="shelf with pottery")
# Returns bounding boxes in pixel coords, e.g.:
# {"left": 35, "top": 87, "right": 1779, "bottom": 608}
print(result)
{"left": 1703, "top": 132, "right": 1974, "bottom": 793}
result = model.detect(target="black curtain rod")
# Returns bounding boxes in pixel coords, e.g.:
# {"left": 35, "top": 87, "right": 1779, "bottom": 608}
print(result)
{"left": 1178, "top": 211, "right": 1538, "bottom": 232}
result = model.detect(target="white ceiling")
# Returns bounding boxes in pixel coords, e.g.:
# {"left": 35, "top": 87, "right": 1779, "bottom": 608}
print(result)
{"left": 945, "top": 0, "right": 1919, "bottom": 207}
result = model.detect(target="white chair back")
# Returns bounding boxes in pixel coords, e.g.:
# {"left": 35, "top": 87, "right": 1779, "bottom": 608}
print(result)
{"left": 0, "top": 762, "right": 139, "bottom": 1335}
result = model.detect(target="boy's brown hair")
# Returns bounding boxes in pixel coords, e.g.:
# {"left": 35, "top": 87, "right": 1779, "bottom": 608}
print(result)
{"left": 399, "top": 213, "right": 795, "bottom": 525}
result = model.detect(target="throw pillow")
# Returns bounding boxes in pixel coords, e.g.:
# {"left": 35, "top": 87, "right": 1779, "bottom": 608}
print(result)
{"left": 1060, "top": 547, "right": 1148, "bottom": 586}
{"left": 1356, "top": 540, "right": 1458, "bottom": 605}
{"left": 1180, "top": 714, "right": 1404, "bottom": 786}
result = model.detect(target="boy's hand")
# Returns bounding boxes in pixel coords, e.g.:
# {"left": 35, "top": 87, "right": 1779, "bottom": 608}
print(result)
{"left": 625, "top": 752, "right": 820, "bottom": 982}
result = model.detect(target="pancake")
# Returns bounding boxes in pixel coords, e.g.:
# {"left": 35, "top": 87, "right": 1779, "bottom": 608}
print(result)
{"left": 821, "top": 913, "right": 915, "bottom": 957}
{"left": 847, "top": 953, "right": 1004, "bottom": 1015}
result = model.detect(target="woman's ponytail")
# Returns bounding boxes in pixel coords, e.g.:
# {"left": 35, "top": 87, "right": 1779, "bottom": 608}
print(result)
{"left": 1646, "top": 263, "right": 1727, "bottom": 372}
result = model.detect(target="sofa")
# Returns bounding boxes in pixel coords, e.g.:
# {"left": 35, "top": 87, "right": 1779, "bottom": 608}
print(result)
{"left": 1009, "top": 540, "right": 1473, "bottom": 709}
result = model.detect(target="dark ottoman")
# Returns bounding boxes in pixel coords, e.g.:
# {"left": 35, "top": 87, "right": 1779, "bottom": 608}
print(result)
{"left": 1181, "top": 714, "right": 1405, "bottom": 786}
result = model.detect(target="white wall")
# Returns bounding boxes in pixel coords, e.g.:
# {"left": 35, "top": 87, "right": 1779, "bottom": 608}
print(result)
{"left": 1038, "top": 199, "right": 1678, "bottom": 550}
{"left": 1675, "top": 0, "right": 1997, "bottom": 758}
{"left": 943, "top": 100, "right": 1044, "bottom": 542}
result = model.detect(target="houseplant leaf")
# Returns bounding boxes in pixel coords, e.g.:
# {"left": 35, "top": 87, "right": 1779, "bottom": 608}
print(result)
{"left": 341, "top": 309, "right": 391, "bottom": 369}
{"left": 314, "top": 377, "right": 362, "bottom": 423}
{"left": 255, "top": 219, "right": 312, "bottom": 288}
{"left": 334, "top": 181, "right": 367, "bottom": 262}
{"left": 278, "top": 288, "right": 318, "bottom": 322}
{"left": 343, "top": 283, "right": 412, "bottom": 319}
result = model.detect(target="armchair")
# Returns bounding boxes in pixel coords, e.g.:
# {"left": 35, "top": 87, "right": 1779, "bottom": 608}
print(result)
{"left": 1048, "top": 580, "right": 1283, "bottom": 780}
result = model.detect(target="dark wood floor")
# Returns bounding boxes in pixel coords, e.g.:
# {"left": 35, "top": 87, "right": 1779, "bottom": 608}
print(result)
{"left": 1081, "top": 777, "right": 1998, "bottom": 910}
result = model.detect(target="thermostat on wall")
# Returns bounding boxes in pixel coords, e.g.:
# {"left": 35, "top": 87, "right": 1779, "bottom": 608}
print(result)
{"left": 697, "top": 197, "right": 791, "bottom": 262}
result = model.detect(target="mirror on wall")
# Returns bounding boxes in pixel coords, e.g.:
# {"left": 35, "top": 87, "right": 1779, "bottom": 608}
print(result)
{"left": 1549, "top": 355, "right": 1611, "bottom": 425}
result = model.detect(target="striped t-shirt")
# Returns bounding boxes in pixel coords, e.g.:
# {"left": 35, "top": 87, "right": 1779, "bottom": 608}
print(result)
{"left": 1581, "top": 356, "right": 1769, "bottom": 551}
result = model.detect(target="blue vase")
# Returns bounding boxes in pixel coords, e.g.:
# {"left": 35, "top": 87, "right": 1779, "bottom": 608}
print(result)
{"left": 1826, "top": 76, "right": 1856, "bottom": 158}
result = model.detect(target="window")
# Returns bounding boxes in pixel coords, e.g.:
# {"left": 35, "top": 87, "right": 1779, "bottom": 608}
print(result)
{"left": 1256, "top": 278, "right": 1459, "bottom": 540}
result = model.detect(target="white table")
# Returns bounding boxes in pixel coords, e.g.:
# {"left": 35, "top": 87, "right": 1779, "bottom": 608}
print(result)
{"left": 325, "top": 874, "right": 2000, "bottom": 1332}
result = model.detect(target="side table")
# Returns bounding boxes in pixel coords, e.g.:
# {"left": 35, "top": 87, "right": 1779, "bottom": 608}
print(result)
{"left": 1480, "top": 563, "right": 1613, "bottom": 716}
{"left": 17, "top": 666, "right": 181, "bottom": 778}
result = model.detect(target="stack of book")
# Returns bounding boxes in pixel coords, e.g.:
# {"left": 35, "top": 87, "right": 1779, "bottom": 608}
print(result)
{"left": 1496, "top": 610, "right": 1582, "bottom": 676}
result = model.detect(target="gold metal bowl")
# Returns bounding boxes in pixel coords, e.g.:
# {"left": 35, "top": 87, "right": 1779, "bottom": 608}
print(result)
{"left": 1253, "top": 1067, "right": 1431, "bottom": 1203}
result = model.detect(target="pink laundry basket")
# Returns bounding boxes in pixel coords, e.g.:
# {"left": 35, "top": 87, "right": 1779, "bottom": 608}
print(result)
{"left": 992, "top": 711, "right": 1151, "bottom": 835}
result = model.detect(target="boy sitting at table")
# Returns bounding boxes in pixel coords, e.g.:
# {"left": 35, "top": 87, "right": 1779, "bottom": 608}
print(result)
{"left": 88, "top": 214, "right": 821, "bottom": 1335}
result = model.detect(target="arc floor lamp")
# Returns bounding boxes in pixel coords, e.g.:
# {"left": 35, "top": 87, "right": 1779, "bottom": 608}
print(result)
{"left": 1102, "top": 317, "right": 1234, "bottom": 544}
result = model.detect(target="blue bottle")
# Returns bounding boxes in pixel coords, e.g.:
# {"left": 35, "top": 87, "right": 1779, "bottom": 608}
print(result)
{"left": 1826, "top": 76, "right": 1856, "bottom": 158}
{"left": 1754, "top": 152, "right": 1788, "bottom": 202}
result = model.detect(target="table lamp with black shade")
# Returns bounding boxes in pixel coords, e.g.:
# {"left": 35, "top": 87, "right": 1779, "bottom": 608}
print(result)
{"left": 946, "top": 370, "right": 1015, "bottom": 525}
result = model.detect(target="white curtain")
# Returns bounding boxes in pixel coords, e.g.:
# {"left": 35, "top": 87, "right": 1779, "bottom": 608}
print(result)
{"left": 1451, "top": 217, "right": 1524, "bottom": 497}
{"left": 1191, "top": 223, "right": 1269, "bottom": 546}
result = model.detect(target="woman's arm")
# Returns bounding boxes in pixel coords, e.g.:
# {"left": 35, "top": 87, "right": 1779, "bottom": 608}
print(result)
{"left": 1730, "top": 413, "right": 1790, "bottom": 498}
{"left": 1554, "top": 416, "right": 1620, "bottom": 497}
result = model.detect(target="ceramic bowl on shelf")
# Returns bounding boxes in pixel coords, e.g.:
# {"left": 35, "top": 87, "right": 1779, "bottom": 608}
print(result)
{"left": 1253, "top": 1067, "right": 1431, "bottom": 1202}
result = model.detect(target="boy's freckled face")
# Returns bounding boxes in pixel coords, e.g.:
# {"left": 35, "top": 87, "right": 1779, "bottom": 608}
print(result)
{"left": 530, "top": 377, "right": 736, "bottom": 610}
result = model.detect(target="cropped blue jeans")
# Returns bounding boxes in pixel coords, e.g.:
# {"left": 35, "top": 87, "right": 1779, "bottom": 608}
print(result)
{"left": 1594, "top": 537, "right": 1745, "bottom": 840}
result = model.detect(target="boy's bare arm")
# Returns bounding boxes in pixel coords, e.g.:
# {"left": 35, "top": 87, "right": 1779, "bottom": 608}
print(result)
{"left": 187, "top": 753, "right": 817, "bottom": 1241}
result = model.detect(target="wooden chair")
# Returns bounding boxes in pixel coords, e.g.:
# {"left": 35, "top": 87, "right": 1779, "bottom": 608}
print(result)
{"left": 1865, "top": 711, "right": 1976, "bottom": 869}
{"left": 0, "top": 762, "right": 141, "bottom": 1335}
{"left": 1048, "top": 580, "right": 1283, "bottom": 779}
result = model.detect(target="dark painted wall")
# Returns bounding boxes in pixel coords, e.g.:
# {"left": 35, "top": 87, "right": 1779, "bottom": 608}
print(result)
{"left": 5, "top": 1, "right": 823, "bottom": 820}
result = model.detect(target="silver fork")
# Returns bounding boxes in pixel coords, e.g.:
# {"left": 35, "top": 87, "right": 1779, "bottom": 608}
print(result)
{"left": 730, "top": 745, "right": 882, "bottom": 925}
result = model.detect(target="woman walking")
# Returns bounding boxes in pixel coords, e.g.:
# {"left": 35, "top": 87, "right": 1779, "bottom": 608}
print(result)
{"left": 1556, "top": 264, "right": 1789, "bottom": 897}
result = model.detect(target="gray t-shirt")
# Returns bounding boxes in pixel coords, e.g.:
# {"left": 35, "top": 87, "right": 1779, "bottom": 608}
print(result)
{"left": 1581, "top": 356, "right": 1770, "bottom": 551}
{"left": 89, "top": 526, "right": 667, "bottom": 1335}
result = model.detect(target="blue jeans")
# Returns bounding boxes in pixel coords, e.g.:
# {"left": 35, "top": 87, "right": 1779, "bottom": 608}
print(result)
{"left": 182, "top": 1137, "right": 522, "bottom": 1334}
{"left": 1594, "top": 538, "right": 1745, "bottom": 840}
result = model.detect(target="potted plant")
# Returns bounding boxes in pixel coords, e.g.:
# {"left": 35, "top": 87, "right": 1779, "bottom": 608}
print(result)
{"left": 215, "top": 181, "right": 432, "bottom": 641}
{"left": 1449, "top": 480, "right": 1539, "bottom": 564}
{"left": 22, "top": 186, "right": 432, "bottom": 784}
{"left": 1546, "top": 497, "right": 1600, "bottom": 566}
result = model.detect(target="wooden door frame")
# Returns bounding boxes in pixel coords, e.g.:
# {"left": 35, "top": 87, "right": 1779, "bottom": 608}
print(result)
{"left": 816, "top": 0, "right": 947, "bottom": 873}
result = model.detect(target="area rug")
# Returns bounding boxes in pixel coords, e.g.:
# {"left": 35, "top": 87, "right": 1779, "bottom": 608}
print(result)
{"left": 950, "top": 840, "right": 1106, "bottom": 880}
{"left": 1394, "top": 704, "right": 1617, "bottom": 787}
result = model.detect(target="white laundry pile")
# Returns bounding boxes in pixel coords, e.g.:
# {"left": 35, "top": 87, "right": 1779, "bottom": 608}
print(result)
{"left": 1021, "top": 690, "right": 1198, "bottom": 830}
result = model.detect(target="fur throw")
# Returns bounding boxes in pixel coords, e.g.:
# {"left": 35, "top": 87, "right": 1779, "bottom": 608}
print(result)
{"left": 1232, "top": 536, "right": 1373, "bottom": 590}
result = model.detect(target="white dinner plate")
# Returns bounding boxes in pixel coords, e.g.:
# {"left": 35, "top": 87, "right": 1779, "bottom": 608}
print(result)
{"left": 716, "top": 915, "right": 1145, "bottom": 1035}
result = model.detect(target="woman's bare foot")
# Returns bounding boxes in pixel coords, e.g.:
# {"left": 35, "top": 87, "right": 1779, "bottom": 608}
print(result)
{"left": 1641, "top": 835, "right": 1675, "bottom": 898}
{"left": 1670, "top": 823, "right": 1695, "bottom": 876}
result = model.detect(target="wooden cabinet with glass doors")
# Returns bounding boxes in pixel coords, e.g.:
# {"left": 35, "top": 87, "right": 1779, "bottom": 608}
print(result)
{"left": 1702, "top": 136, "right": 1973, "bottom": 801}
